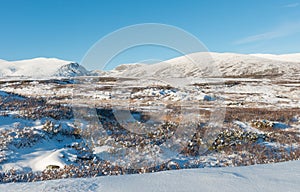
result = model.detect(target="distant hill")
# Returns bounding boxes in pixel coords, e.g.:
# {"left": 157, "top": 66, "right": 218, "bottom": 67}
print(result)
{"left": 0, "top": 58, "right": 89, "bottom": 78}
{"left": 99, "top": 52, "right": 300, "bottom": 79}
{"left": 1, "top": 53, "right": 299, "bottom": 79}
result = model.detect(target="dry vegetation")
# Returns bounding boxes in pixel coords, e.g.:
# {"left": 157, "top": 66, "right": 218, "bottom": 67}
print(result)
{"left": 0, "top": 77, "right": 299, "bottom": 183}
{"left": 225, "top": 107, "right": 300, "bottom": 123}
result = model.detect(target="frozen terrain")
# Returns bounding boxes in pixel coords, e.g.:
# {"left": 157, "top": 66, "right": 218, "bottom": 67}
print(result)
{"left": 0, "top": 160, "right": 299, "bottom": 192}
{"left": 0, "top": 52, "right": 299, "bottom": 191}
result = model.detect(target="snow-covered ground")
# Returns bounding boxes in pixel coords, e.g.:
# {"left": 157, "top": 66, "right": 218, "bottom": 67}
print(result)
{"left": 0, "top": 160, "right": 299, "bottom": 192}
{"left": 0, "top": 52, "right": 299, "bottom": 190}
{"left": 0, "top": 115, "right": 87, "bottom": 173}
{"left": 0, "top": 76, "right": 299, "bottom": 183}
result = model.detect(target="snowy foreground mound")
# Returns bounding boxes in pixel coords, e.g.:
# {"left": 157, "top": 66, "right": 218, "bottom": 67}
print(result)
{"left": 0, "top": 58, "right": 88, "bottom": 78}
{"left": 1, "top": 160, "right": 299, "bottom": 192}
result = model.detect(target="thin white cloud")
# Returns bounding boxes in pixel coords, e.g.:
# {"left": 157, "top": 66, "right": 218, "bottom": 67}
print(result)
{"left": 235, "top": 21, "right": 300, "bottom": 45}
{"left": 284, "top": 3, "right": 299, "bottom": 8}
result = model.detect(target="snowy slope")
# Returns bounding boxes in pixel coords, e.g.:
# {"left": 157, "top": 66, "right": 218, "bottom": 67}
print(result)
{"left": 251, "top": 53, "right": 300, "bottom": 63}
{"left": 0, "top": 58, "right": 88, "bottom": 78}
{"left": 103, "top": 52, "right": 300, "bottom": 79}
{"left": 1, "top": 53, "right": 299, "bottom": 79}
{"left": 1, "top": 160, "right": 299, "bottom": 192}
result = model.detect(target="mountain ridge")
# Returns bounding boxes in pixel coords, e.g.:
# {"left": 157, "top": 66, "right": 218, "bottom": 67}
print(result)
{"left": 100, "top": 52, "right": 300, "bottom": 79}
{"left": 1, "top": 52, "right": 300, "bottom": 78}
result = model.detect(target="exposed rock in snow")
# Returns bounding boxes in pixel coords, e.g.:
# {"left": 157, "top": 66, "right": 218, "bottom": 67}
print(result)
{"left": 54, "top": 62, "right": 89, "bottom": 77}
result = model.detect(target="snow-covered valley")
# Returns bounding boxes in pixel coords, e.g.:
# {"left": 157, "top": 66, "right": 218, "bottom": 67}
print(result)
{"left": 0, "top": 52, "right": 299, "bottom": 191}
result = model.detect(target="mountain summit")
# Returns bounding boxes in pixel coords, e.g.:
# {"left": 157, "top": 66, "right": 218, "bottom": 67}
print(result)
{"left": 0, "top": 58, "right": 88, "bottom": 78}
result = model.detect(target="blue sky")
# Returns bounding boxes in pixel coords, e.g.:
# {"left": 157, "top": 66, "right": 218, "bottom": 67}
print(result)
{"left": 0, "top": 0, "right": 299, "bottom": 69}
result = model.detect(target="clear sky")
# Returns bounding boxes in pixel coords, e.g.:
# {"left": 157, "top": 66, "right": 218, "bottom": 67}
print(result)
{"left": 0, "top": 0, "right": 300, "bottom": 69}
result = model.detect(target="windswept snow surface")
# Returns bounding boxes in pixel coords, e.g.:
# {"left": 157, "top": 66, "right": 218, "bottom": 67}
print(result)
{"left": 0, "top": 58, "right": 88, "bottom": 78}
{"left": 251, "top": 53, "right": 300, "bottom": 63}
{"left": 0, "top": 160, "right": 299, "bottom": 192}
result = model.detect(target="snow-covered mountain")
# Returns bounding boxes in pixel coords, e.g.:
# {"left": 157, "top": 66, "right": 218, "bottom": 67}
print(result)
{"left": 1, "top": 53, "right": 299, "bottom": 79}
{"left": 103, "top": 52, "right": 300, "bottom": 79}
{"left": 251, "top": 53, "right": 300, "bottom": 62}
{"left": 0, "top": 58, "right": 89, "bottom": 78}
{"left": 54, "top": 62, "right": 89, "bottom": 77}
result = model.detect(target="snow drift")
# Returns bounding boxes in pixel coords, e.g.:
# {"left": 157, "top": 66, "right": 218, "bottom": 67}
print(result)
{"left": 1, "top": 160, "right": 299, "bottom": 192}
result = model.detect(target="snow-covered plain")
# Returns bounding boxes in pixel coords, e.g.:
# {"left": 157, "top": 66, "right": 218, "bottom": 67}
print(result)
{"left": 0, "top": 52, "right": 299, "bottom": 190}
{"left": 0, "top": 160, "right": 299, "bottom": 192}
